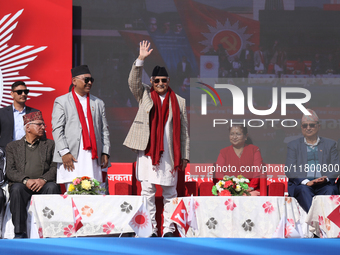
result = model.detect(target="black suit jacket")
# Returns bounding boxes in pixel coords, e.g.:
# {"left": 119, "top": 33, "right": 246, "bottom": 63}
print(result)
{"left": 0, "top": 105, "right": 41, "bottom": 149}
{"left": 5, "top": 137, "right": 57, "bottom": 189}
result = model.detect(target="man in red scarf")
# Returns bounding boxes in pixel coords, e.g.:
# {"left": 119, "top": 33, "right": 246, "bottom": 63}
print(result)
{"left": 52, "top": 65, "right": 110, "bottom": 189}
{"left": 124, "top": 40, "right": 190, "bottom": 237}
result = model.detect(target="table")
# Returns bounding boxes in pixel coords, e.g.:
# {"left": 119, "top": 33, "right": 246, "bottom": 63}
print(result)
{"left": 305, "top": 195, "right": 340, "bottom": 238}
{"left": 248, "top": 74, "right": 277, "bottom": 84}
{"left": 28, "top": 195, "right": 143, "bottom": 238}
{"left": 169, "top": 196, "right": 302, "bottom": 238}
{"left": 281, "top": 74, "right": 313, "bottom": 85}
{"left": 315, "top": 74, "right": 340, "bottom": 85}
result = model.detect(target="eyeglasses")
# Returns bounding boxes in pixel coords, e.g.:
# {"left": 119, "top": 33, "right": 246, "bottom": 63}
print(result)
{"left": 30, "top": 122, "right": 46, "bottom": 128}
{"left": 76, "top": 77, "right": 94, "bottom": 84}
{"left": 153, "top": 78, "right": 168, "bottom": 84}
{"left": 302, "top": 123, "right": 317, "bottom": 129}
{"left": 13, "top": 89, "right": 29, "bottom": 95}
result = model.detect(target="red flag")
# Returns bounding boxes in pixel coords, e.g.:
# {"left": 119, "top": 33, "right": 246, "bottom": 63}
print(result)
{"left": 327, "top": 204, "right": 340, "bottom": 228}
{"left": 71, "top": 198, "right": 83, "bottom": 233}
{"left": 171, "top": 200, "right": 189, "bottom": 234}
{"left": 174, "top": 0, "right": 260, "bottom": 61}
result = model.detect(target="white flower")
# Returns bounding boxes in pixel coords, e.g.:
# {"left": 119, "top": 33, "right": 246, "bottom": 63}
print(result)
{"left": 235, "top": 185, "right": 241, "bottom": 192}
{"left": 217, "top": 186, "right": 223, "bottom": 192}
{"left": 233, "top": 178, "right": 239, "bottom": 183}
{"left": 218, "top": 181, "right": 225, "bottom": 187}
{"left": 240, "top": 179, "right": 245, "bottom": 183}
{"left": 245, "top": 179, "right": 250, "bottom": 183}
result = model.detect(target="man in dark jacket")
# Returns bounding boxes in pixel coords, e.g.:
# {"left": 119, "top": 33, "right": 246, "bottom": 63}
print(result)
{"left": 6, "top": 111, "right": 59, "bottom": 238}
{"left": 285, "top": 109, "right": 339, "bottom": 213}
{"left": 0, "top": 81, "right": 44, "bottom": 150}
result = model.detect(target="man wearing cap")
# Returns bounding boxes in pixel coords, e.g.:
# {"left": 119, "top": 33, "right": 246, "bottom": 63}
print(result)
{"left": 0, "top": 81, "right": 44, "bottom": 151}
{"left": 6, "top": 111, "right": 59, "bottom": 238}
{"left": 285, "top": 109, "right": 339, "bottom": 213}
{"left": 52, "top": 65, "right": 110, "bottom": 188}
{"left": 124, "top": 41, "right": 189, "bottom": 237}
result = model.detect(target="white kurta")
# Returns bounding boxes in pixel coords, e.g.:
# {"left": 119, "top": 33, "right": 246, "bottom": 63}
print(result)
{"left": 136, "top": 93, "right": 178, "bottom": 186}
{"left": 57, "top": 93, "right": 102, "bottom": 184}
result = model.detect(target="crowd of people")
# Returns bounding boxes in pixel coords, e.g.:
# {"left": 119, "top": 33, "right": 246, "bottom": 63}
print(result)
{"left": 215, "top": 41, "right": 340, "bottom": 78}
{"left": 0, "top": 40, "right": 338, "bottom": 239}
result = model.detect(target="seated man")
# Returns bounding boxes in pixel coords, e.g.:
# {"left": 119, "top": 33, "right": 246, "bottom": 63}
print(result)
{"left": 6, "top": 111, "right": 60, "bottom": 238}
{"left": 285, "top": 109, "right": 339, "bottom": 212}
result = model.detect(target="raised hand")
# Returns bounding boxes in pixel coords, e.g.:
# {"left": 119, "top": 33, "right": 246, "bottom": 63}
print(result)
{"left": 138, "top": 40, "right": 153, "bottom": 60}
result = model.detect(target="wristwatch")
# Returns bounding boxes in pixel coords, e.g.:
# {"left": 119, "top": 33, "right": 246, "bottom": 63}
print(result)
{"left": 23, "top": 178, "right": 28, "bottom": 185}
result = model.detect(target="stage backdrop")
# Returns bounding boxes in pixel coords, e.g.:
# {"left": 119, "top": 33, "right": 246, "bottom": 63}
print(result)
{"left": 0, "top": 0, "right": 72, "bottom": 139}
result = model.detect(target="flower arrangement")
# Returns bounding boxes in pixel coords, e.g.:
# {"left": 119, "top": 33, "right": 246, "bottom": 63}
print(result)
{"left": 212, "top": 175, "right": 250, "bottom": 196}
{"left": 67, "top": 176, "right": 105, "bottom": 195}
{"left": 292, "top": 70, "right": 301, "bottom": 75}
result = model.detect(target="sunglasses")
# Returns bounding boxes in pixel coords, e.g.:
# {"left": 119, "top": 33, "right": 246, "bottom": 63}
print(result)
{"left": 302, "top": 123, "right": 317, "bottom": 129}
{"left": 13, "top": 89, "right": 29, "bottom": 95}
{"left": 153, "top": 78, "right": 168, "bottom": 84}
{"left": 76, "top": 77, "right": 94, "bottom": 84}
{"left": 30, "top": 122, "right": 46, "bottom": 128}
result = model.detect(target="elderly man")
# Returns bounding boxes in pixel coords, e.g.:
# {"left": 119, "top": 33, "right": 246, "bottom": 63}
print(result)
{"left": 0, "top": 81, "right": 44, "bottom": 151}
{"left": 52, "top": 65, "right": 110, "bottom": 188}
{"left": 6, "top": 111, "right": 59, "bottom": 238}
{"left": 124, "top": 41, "right": 190, "bottom": 237}
{"left": 285, "top": 109, "right": 339, "bottom": 212}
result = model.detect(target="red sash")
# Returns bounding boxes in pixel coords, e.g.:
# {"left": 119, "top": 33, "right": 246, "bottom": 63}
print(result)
{"left": 71, "top": 88, "right": 98, "bottom": 159}
{"left": 145, "top": 87, "right": 181, "bottom": 171}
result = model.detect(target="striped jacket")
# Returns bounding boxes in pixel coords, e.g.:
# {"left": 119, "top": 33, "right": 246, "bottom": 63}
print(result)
{"left": 123, "top": 62, "right": 189, "bottom": 164}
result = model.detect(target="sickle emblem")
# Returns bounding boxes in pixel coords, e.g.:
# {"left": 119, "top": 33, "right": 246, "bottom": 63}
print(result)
{"left": 220, "top": 34, "right": 238, "bottom": 52}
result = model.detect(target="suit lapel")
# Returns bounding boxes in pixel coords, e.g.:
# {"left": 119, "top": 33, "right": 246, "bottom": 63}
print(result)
{"left": 6, "top": 106, "right": 14, "bottom": 134}
{"left": 39, "top": 140, "right": 47, "bottom": 172}
{"left": 318, "top": 138, "right": 324, "bottom": 165}
{"left": 68, "top": 92, "right": 77, "bottom": 112}
{"left": 301, "top": 138, "right": 307, "bottom": 165}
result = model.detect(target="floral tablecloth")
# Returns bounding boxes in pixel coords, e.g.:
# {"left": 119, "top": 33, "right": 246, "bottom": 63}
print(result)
{"left": 169, "top": 196, "right": 302, "bottom": 238}
{"left": 305, "top": 195, "right": 340, "bottom": 238}
{"left": 28, "top": 195, "right": 143, "bottom": 238}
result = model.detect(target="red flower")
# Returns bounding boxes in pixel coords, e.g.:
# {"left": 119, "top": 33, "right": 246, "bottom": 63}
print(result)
{"left": 329, "top": 195, "right": 340, "bottom": 205}
{"left": 219, "top": 189, "right": 231, "bottom": 196}
{"left": 225, "top": 199, "right": 237, "bottom": 211}
{"left": 103, "top": 222, "right": 115, "bottom": 234}
{"left": 262, "top": 201, "right": 274, "bottom": 214}
{"left": 81, "top": 176, "right": 91, "bottom": 180}
{"left": 318, "top": 215, "right": 324, "bottom": 226}
{"left": 224, "top": 180, "right": 233, "bottom": 188}
{"left": 63, "top": 224, "right": 74, "bottom": 237}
